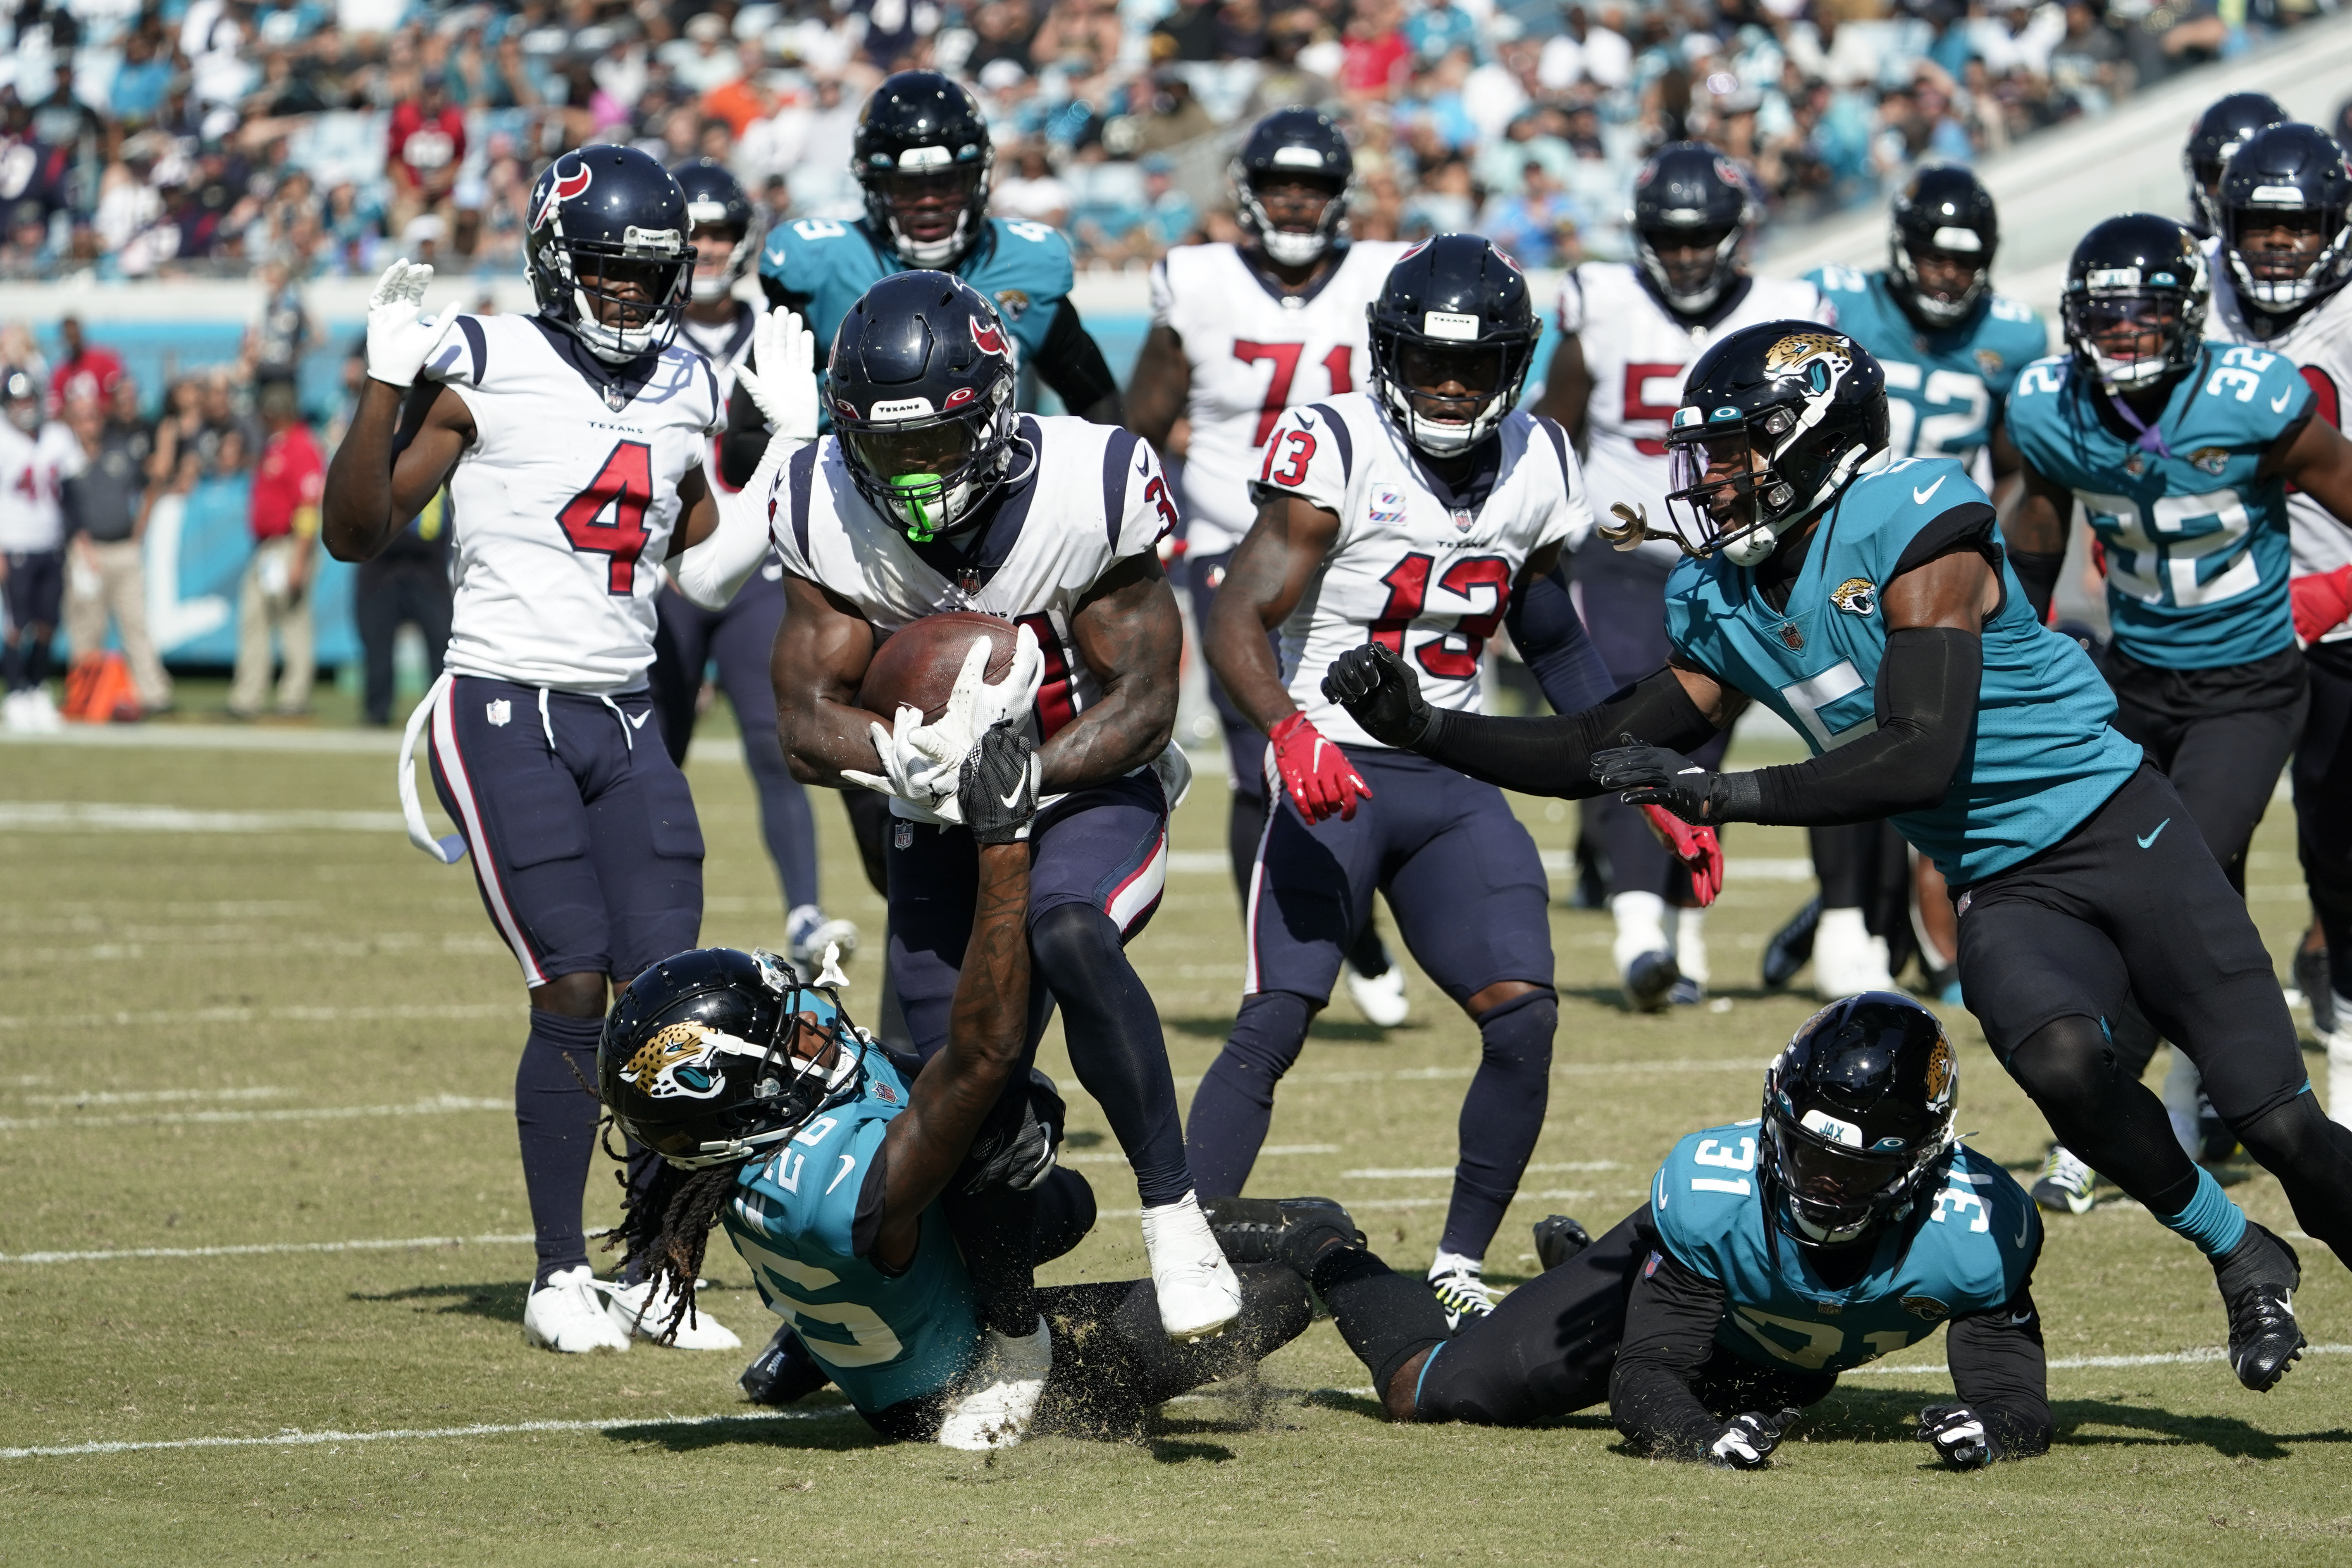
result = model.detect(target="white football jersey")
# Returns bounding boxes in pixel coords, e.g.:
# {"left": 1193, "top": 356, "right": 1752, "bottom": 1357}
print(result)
{"left": 1561, "top": 264, "right": 1834, "bottom": 569}
{"left": 767, "top": 414, "right": 1179, "bottom": 743}
{"left": 0, "top": 420, "right": 86, "bottom": 552}
{"left": 1254, "top": 393, "right": 1592, "bottom": 748}
{"left": 1153, "top": 240, "right": 1412, "bottom": 558}
{"left": 427, "top": 313, "right": 723, "bottom": 693}
{"left": 680, "top": 303, "right": 757, "bottom": 494}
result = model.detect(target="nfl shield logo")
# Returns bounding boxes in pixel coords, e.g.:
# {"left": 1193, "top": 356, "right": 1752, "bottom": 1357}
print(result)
{"left": 602, "top": 382, "right": 631, "bottom": 412}
{"left": 1776, "top": 623, "right": 1805, "bottom": 651}
{"left": 894, "top": 821, "right": 914, "bottom": 850}
{"left": 485, "top": 699, "right": 512, "bottom": 726}
{"left": 1452, "top": 508, "right": 1474, "bottom": 532}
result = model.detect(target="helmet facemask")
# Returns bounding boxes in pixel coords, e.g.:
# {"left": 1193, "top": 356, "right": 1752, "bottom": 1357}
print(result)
{"left": 1237, "top": 169, "right": 1350, "bottom": 268}
{"left": 555, "top": 234, "right": 693, "bottom": 363}
{"left": 872, "top": 162, "right": 990, "bottom": 268}
{"left": 1636, "top": 221, "right": 1741, "bottom": 314}
{"left": 2064, "top": 286, "right": 2201, "bottom": 395}
{"left": 1372, "top": 331, "right": 1526, "bottom": 458}
{"left": 839, "top": 377, "right": 1020, "bottom": 543}
{"left": 2225, "top": 199, "right": 2352, "bottom": 315}
{"left": 1760, "top": 1110, "right": 1943, "bottom": 1247}
{"left": 685, "top": 206, "right": 759, "bottom": 304}
{"left": 1890, "top": 231, "right": 1991, "bottom": 329}
{"left": 1662, "top": 359, "right": 1876, "bottom": 570}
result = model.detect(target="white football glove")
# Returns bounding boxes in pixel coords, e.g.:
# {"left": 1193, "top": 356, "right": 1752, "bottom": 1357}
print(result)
{"left": 907, "top": 627, "right": 1045, "bottom": 782}
{"left": 842, "top": 703, "right": 961, "bottom": 822}
{"left": 1706, "top": 1408, "right": 1798, "bottom": 1470}
{"left": 364, "top": 258, "right": 452, "bottom": 388}
{"left": 1918, "top": 1403, "right": 1994, "bottom": 1470}
{"left": 733, "top": 304, "right": 820, "bottom": 444}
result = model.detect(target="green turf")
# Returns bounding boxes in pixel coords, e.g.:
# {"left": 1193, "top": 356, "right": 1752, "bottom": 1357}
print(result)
{"left": 2, "top": 726, "right": 2348, "bottom": 1564}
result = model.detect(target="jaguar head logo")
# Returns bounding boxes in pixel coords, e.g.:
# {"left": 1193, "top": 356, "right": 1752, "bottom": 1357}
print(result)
{"left": 1763, "top": 332, "right": 1850, "bottom": 375}
{"left": 1830, "top": 576, "right": 1877, "bottom": 617}
{"left": 1923, "top": 1036, "right": 1955, "bottom": 1110}
{"left": 620, "top": 1021, "right": 741, "bottom": 1101}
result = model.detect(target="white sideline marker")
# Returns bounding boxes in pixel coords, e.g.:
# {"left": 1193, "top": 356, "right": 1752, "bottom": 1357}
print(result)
{"left": 1846, "top": 1343, "right": 2352, "bottom": 1377}
{"left": 0, "top": 1232, "right": 538, "bottom": 1265}
{"left": 0, "top": 1407, "right": 856, "bottom": 1461}
{"left": 0, "top": 1095, "right": 509, "bottom": 1132}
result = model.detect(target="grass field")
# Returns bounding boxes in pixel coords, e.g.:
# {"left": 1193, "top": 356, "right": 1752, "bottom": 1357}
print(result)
{"left": 2, "top": 710, "right": 2349, "bottom": 1566}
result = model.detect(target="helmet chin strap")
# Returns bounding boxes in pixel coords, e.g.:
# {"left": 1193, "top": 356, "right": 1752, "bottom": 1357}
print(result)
{"left": 1721, "top": 523, "right": 1778, "bottom": 568}
{"left": 1262, "top": 226, "right": 1330, "bottom": 267}
{"left": 891, "top": 209, "right": 971, "bottom": 268}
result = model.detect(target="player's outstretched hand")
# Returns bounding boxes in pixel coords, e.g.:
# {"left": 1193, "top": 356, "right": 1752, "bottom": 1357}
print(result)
{"left": 364, "top": 258, "right": 451, "bottom": 389}
{"left": 958, "top": 720, "right": 1040, "bottom": 847}
{"left": 961, "top": 1069, "right": 1064, "bottom": 1192}
{"left": 1269, "top": 710, "right": 1372, "bottom": 823}
{"left": 1637, "top": 805, "right": 1724, "bottom": 906}
{"left": 843, "top": 703, "right": 959, "bottom": 822}
{"left": 734, "top": 305, "right": 820, "bottom": 443}
{"left": 1918, "top": 1404, "right": 1995, "bottom": 1470}
{"left": 1707, "top": 1408, "right": 1799, "bottom": 1470}
{"left": 1321, "top": 641, "right": 1434, "bottom": 751}
{"left": 912, "top": 627, "right": 1045, "bottom": 780}
{"left": 1591, "top": 736, "right": 1722, "bottom": 825}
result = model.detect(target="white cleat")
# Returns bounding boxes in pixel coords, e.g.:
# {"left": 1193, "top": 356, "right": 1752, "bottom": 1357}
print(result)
{"left": 1343, "top": 962, "right": 1410, "bottom": 1028}
{"left": 603, "top": 1274, "right": 743, "bottom": 1350}
{"left": 1, "top": 691, "right": 30, "bottom": 733}
{"left": 1141, "top": 1191, "right": 1243, "bottom": 1342}
{"left": 937, "top": 1316, "right": 1053, "bottom": 1451}
{"left": 26, "top": 687, "right": 61, "bottom": 732}
{"left": 1427, "top": 1264, "right": 1497, "bottom": 1331}
{"left": 1812, "top": 907, "right": 1896, "bottom": 1000}
{"left": 522, "top": 1265, "right": 632, "bottom": 1353}
{"left": 788, "top": 905, "right": 861, "bottom": 970}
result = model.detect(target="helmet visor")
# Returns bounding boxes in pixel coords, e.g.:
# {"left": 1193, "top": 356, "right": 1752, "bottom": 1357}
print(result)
{"left": 842, "top": 413, "right": 983, "bottom": 485}
{"left": 1766, "top": 1115, "right": 1917, "bottom": 1239}
{"left": 1663, "top": 424, "right": 1771, "bottom": 554}
{"left": 2068, "top": 291, "right": 2185, "bottom": 386}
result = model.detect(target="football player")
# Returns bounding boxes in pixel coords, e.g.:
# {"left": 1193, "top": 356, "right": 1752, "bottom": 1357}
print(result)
{"left": 601, "top": 726, "right": 1319, "bottom": 1450}
{"left": 325, "top": 145, "right": 776, "bottom": 1355}
{"left": 0, "top": 367, "right": 85, "bottom": 732}
{"left": 1125, "top": 108, "right": 1416, "bottom": 1029}
{"left": 2185, "top": 92, "right": 2288, "bottom": 239}
{"left": 1780, "top": 167, "right": 2048, "bottom": 1002}
{"left": 1226, "top": 994, "right": 2051, "bottom": 1469}
{"left": 1325, "top": 316, "right": 2352, "bottom": 1394}
{"left": 1186, "top": 236, "right": 1629, "bottom": 1327}
{"left": 1532, "top": 141, "right": 1834, "bottom": 1010}
{"left": 650, "top": 158, "right": 858, "bottom": 971}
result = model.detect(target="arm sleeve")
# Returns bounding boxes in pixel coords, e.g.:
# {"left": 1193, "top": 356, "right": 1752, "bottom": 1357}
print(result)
{"left": 1946, "top": 1284, "right": 2051, "bottom": 1459}
{"left": 672, "top": 450, "right": 788, "bottom": 609}
{"left": 1608, "top": 1238, "right": 1737, "bottom": 1458}
{"left": 1417, "top": 665, "right": 1722, "bottom": 797}
{"left": 1034, "top": 298, "right": 1121, "bottom": 419}
{"left": 2006, "top": 548, "right": 2063, "bottom": 623}
{"left": 1743, "top": 626, "right": 1981, "bottom": 825}
{"left": 1505, "top": 565, "right": 1617, "bottom": 716}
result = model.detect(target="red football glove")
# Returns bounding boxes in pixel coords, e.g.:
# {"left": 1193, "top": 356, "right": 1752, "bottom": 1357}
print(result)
{"left": 1268, "top": 711, "right": 1372, "bottom": 822}
{"left": 2293, "top": 565, "right": 2352, "bottom": 646}
{"left": 1639, "top": 803, "right": 1723, "bottom": 908}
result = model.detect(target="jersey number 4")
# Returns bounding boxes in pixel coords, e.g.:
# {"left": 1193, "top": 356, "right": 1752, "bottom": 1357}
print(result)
{"left": 1234, "top": 341, "right": 1353, "bottom": 447}
{"left": 557, "top": 440, "right": 655, "bottom": 593}
{"left": 1372, "top": 553, "right": 1513, "bottom": 679}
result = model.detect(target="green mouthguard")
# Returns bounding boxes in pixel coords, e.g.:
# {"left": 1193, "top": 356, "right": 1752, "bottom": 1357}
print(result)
{"left": 891, "top": 474, "right": 945, "bottom": 543}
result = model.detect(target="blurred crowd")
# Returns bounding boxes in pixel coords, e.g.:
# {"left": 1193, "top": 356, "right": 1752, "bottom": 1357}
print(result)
{"left": 0, "top": 0, "right": 2333, "bottom": 279}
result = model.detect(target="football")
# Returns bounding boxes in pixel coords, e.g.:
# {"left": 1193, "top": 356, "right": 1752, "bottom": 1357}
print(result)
{"left": 854, "top": 610, "right": 1021, "bottom": 724}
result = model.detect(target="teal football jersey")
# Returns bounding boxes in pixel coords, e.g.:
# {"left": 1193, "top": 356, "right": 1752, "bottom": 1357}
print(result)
{"left": 1665, "top": 460, "right": 2142, "bottom": 882}
{"left": 1649, "top": 1120, "right": 2040, "bottom": 1376}
{"left": 2006, "top": 343, "right": 2313, "bottom": 669}
{"left": 759, "top": 214, "right": 1076, "bottom": 365}
{"left": 1805, "top": 266, "right": 2047, "bottom": 464}
{"left": 720, "top": 1054, "right": 981, "bottom": 1415}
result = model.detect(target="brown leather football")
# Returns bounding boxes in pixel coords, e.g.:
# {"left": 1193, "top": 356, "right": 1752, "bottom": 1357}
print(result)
{"left": 854, "top": 611, "right": 1020, "bottom": 724}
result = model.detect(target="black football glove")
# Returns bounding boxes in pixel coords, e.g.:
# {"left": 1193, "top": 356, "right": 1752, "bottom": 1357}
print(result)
{"left": 1589, "top": 735, "right": 1759, "bottom": 825}
{"left": 1321, "top": 641, "right": 1436, "bottom": 750}
{"left": 960, "top": 1070, "right": 1067, "bottom": 1193}
{"left": 957, "top": 721, "right": 1040, "bottom": 846}
{"left": 1707, "top": 1407, "right": 1800, "bottom": 1470}
{"left": 1918, "top": 1403, "right": 1996, "bottom": 1470}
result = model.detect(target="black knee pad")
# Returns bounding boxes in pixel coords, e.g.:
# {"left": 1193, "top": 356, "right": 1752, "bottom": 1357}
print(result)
{"left": 1032, "top": 1166, "right": 1097, "bottom": 1265}
{"left": 2005, "top": 1014, "right": 2123, "bottom": 1109}
{"left": 1029, "top": 899, "right": 1122, "bottom": 974}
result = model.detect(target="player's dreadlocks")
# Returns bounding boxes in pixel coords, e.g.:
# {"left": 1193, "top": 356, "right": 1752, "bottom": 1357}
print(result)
{"left": 600, "top": 1119, "right": 744, "bottom": 1344}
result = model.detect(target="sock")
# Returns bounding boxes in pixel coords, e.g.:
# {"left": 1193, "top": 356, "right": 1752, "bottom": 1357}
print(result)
{"left": 515, "top": 1008, "right": 608, "bottom": 1288}
{"left": 2331, "top": 1025, "right": 2352, "bottom": 1130}
{"left": 1611, "top": 890, "right": 1669, "bottom": 975}
{"left": 0, "top": 638, "right": 21, "bottom": 691}
{"left": 1314, "top": 1246, "right": 1451, "bottom": 1403}
{"left": 1427, "top": 1247, "right": 1483, "bottom": 1280}
{"left": 2155, "top": 1166, "right": 2248, "bottom": 1258}
{"left": 1030, "top": 903, "right": 1192, "bottom": 1207}
{"left": 1439, "top": 988, "right": 1555, "bottom": 1259}
{"left": 2334, "top": 991, "right": 2352, "bottom": 1044}
{"left": 22, "top": 633, "right": 49, "bottom": 690}
{"left": 1674, "top": 908, "right": 1709, "bottom": 986}
{"left": 1185, "top": 990, "right": 1316, "bottom": 1198}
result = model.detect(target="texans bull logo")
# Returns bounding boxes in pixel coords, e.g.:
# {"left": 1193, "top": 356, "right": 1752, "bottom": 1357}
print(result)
{"left": 618, "top": 1020, "right": 751, "bottom": 1101}
{"left": 970, "top": 315, "right": 1009, "bottom": 358}
{"left": 531, "top": 157, "right": 593, "bottom": 232}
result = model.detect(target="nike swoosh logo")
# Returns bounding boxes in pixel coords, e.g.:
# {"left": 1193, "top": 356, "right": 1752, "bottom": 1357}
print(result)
{"left": 2137, "top": 817, "right": 2170, "bottom": 848}
{"left": 626, "top": 711, "right": 650, "bottom": 729}
{"left": 1296, "top": 412, "right": 1317, "bottom": 428}
{"left": 1912, "top": 476, "right": 1946, "bottom": 506}
{"left": 2014, "top": 1209, "right": 2031, "bottom": 1248}
{"left": 999, "top": 783, "right": 1027, "bottom": 809}
{"left": 2273, "top": 389, "right": 2294, "bottom": 412}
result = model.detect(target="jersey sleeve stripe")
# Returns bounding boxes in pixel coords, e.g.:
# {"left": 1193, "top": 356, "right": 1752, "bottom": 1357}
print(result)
{"left": 789, "top": 442, "right": 818, "bottom": 562}
{"left": 1308, "top": 403, "right": 1352, "bottom": 484}
{"left": 1534, "top": 415, "right": 1571, "bottom": 485}
{"left": 701, "top": 358, "right": 722, "bottom": 428}
{"left": 1890, "top": 499, "right": 1998, "bottom": 579}
{"left": 455, "top": 316, "right": 488, "bottom": 385}
{"left": 1099, "top": 427, "right": 1141, "bottom": 549}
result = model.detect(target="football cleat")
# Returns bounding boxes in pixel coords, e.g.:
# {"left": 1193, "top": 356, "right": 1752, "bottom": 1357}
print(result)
{"left": 1141, "top": 1191, "right": 1244, "bottom": 1342}
{"left": 787, "top": 905, "right": 861, "bottom": 970}
{"left": 603, "top": 1274, "right": 743, "bottom": 1350}
{"left": 1761, "top": 895, "right": 1820, "bottom": 989}
{"left": 2030, "top": 1143, "right": 2097, "bottom": 1215}
{"left": 741, "top": 1322, "right": 833, "bottom": 1406}
{"left": 522, "top": 1265, "right": 632, "bottom": 1354}
{"left": 1811, "top": 907, "right": 1895, "bottom": 1000}
{"left": 1533, "top": 1214, "right": 1592, "bottom": 1272}
{"left": 936, "top": 1316, "right": 1052, "bottom": 1451}
{"left": 1622, "top": 949, "right": 1679, "bottom": 1013}
{"left": 2295, "top": 944, "right": 2335, "bottom": 1036}
{"left": 1343, "top": 961, "right": 1410, "bottom": 1028}
{"left": 2213, "top": 1222, "right": 2304, "bottom": 1391}
{"left": 1667, "top": 975, "right": 1706, "bottom": 1007}
{"left": 1427, "top": 1264, "right": 1496, "bottom": 1330}
{"left": 1202, "top": 1195, "right": 1362, "bottom": 1279}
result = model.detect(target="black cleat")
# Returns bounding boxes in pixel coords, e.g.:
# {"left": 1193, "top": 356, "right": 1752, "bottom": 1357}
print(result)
{"left": 740, "top": 1322, "right": 833, "bottom": 1406}
{"left": 1623, "top": 950, "right": 1679, "bottom": 1013}
{"left": 1761, "top": 895, "right": 1821, "bottom": 990}
{"left": 1533, "top": 1214, "right": 1591, "bottom": 1272}
{"left": 1202, "top": 1195, "right": 1363, "bottom": 1278}
{"left": 2213, "top": 1221, "right": 2304, "bottom": 1392}
{"left": 2296, "top": 944, "right": 2334, "bottom": 1036}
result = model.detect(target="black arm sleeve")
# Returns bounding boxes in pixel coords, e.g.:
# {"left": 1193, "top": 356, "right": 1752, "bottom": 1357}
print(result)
{"left": 850, "top": 1148, "right": 912, "bottom": 1275}
{"left": 718, "top": 360, "right": 772, "bottom": 491}
{"left": 1744, "top": 627, "right": 1981, "bottom": 825}
{"left": 2007, "top": 549, "right": 2063, "bottom": 624}
{"left": 1033, "top": 299, "right": 1121, "bottom": 421}
{"left": 1505, "top": 564, "right": 1618, "bottom": 716}
{"left": 1608, "top": 1239, "right": 1736, "bottom": 1458}
{"left": 1946, "top": 1284, "right": 2051, "bottom": 1459}
{"left": 1419, "top": 665, "right": 1722, "bottom": 797}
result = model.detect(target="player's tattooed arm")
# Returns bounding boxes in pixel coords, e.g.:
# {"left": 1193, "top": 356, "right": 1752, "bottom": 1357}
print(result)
{"left": 1531, "top": 333, "right": 1593, "bottom": 445}
{"left": 1123, "top": 324, "right": 1190, "bottom": 458}
{"left": 320, "top": 380, "right": 474, "bottom": 562}
{"left": 1207, "top": 491, "right": 1343, "bottom": 735}
{"left": 773, "top": 570, "right": 892, "bottom": 787}
{"left": 1046, "top": 551, "right": 1182, "bottom": 791}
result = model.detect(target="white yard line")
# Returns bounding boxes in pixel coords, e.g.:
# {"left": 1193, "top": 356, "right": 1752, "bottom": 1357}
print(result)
{"left": 1844, "top": 1343, "right": 2352, "bottom": 1377}
{"left": 0, "top": 1095, "right": 509, "bottom": 1132}
{"left": 0, "top": 1003, "right": 516, "bottom": 1031}
{"left": 0, "top": 1233, "right": 537, "bottom": 1265}
{"left": 1060, "top": 1143, "right": 1338, "bottom": 1167}
{"left": 0, "top": 1407, "right": 853, "bottom": 1461}
{"left": 0, "top": 801, "right": 408, "bottom": 833}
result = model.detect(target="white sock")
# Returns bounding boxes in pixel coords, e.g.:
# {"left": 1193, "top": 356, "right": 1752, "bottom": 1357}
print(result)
{"left": 1611, "top": 891, "right": 1669, "bottom": 976}
{"left": 1674, "top": 907, "right": 1710, "bottom": 986}
{"left": 1427, "top": 1248, "right": 1483, "bottom": 1280}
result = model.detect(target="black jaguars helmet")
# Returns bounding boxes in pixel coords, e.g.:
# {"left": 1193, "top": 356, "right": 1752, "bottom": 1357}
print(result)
{"left": 1629, "top": 141, "right": 1758, "bottom": 315}
{"left": 2219, "top": 123, "right": 2352, "bottom": 319}
{"left": 2185, "top": 91, "right": 2287, "bottom": 236}
{"left": 1367, "top": 235, "right": 1539, "bottom": 457}
{"left": 854, "top": 70, "right": 994, "bottom": 269}
{"left": 2061, "top": 213, "right": 2209, "bottom": 395}
{"left": 1638, "top": 320, "right": 1886, "bottom": 568}
{"left": 1759, "top": 993, "right": 1959, "bottom": 1249}
{"left": 671, "top": 157, "right": 763, "bottom": 305}
{"left": 526, "top": 145, "right": 693, "bottom": 364}
{"left": 1232, "top": 108, "right": 1355, "bottom": 269}
{"left": 1888, "top": 164, "right": 1999, "bottom": 331}
{"left": 829, "top": 271, "right": 1023, "bottom": 544}
{"left": 600, "top": 948, "right": 867, "bottom": 1170}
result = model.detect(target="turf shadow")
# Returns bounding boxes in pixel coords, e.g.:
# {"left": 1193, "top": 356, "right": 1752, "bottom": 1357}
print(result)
{"left": 1163, "top": 1013, "right": 1420, "bottom": 1045}
{"left": 602, "top": 1407, "right": 882, "bottom": 1454}
{"left": 1782, "top": 1385, "right": 2343, "bottom": 1462}
{"left": 349, "top": 1280, "right": 530, "bottom": 1323}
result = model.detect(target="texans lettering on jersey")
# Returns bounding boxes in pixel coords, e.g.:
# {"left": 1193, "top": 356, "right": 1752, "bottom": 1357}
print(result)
{"left": 424, "top": 313, "right": 723, "bottom": 693}
{"left": 1649, "top": 1120, "right": 2039, "bottom": 1376}
{"left": 1152, "top": 240, "right": 1411, "bottom": 557}
{"left": 0, "top": 419, "right": 86, "bottom": 553}
{"left": 1559, "top": 265, "right": 1833, "bottom": 568}
{"left": 2007, "top": 343, "right": 2313, "bottom": 669}
{"left": 1665, "top": 459, "right": 2142, "bottom": 882}
{"left": 1250, "top": 393, "right": 1591, "bottom": 747}
{"left": 680, "top": 302, "right": 759, "bottom": 494}
{"left": 1806, "top": 265, "right": 2047, "bottom": 473}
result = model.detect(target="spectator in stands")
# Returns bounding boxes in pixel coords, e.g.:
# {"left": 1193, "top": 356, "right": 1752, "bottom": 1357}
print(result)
{"left": 1404, "top": 0, "right": 1480, "bottom": 68}
{"left": 996, "top": 142, "right": 1075, "bottom": 227}
{"left": 62, "top": 382, "right": 171, "bottom": 714}
{"left": 48, "top": 318, "right": 122, "bottom": 417}
{"left": 386, "top": 74, "right": 466, "bottom": 238}
{"left": 1479, "top": 158, "right": 1583, "bottom": 269}
{"left": 227, "top": 379, "right": 322, "bottom": 721}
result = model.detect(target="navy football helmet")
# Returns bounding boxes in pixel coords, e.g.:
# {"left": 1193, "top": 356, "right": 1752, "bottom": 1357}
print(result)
{"left": 854, "top": 70, "right": 994, "bottom": 269}
{"left": 600, "top": 947, "right": 867, "bottom": 1170}
{"left": 2, "top": 366, "right": 38, "bottom": 432}
{"left": 526, "top": 145, "right": 693, "bottom": 363}
{"left": 1630, "top": 141, "right": 1758, "bottom": 315}
{"left": 1367, "top": 235, "right": 1539, "bottom": 456}
{"left": 1759, "top": 993, "right": 1958, "bottom": 1248}
{"left": 1888, "top": 164, "right": 1998, "bottom": 330}
{"left": 671, "top": 157, "right": 762, "bottom": 304}
{"left": 1232, "top": 108, "right": 1354, "bottom": 269}
{"left": 2061, "top": 213, "right": 2209, "bottom": 394}
{"left": 829, "top": 271, "right": 1023, "bottom": 543}
{"left": 2220, "top": 123, "right": 2352, "bottom": 318}
{"left": 2185, "top": 91, "right": 2288, "bottom": 235}
{"left": 1648, "top": 321, "right": 1887, "bottom": 567}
